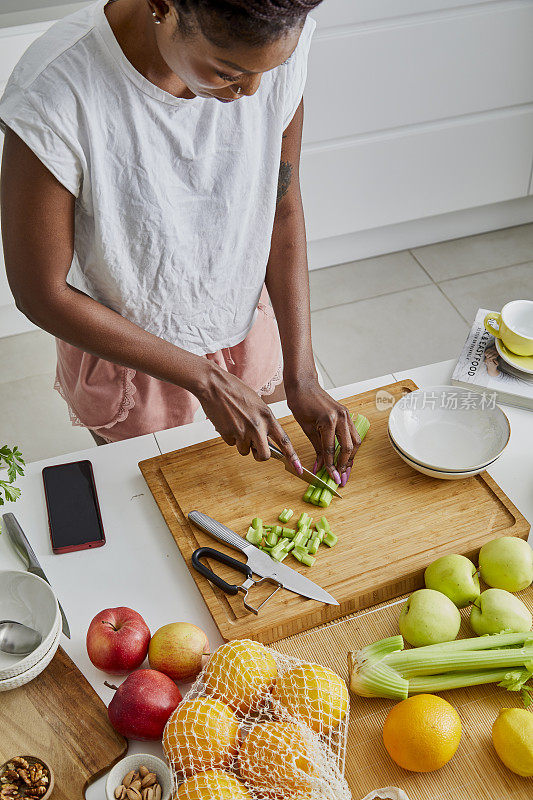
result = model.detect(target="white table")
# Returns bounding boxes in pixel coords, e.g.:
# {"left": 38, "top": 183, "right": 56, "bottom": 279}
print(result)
{"left": 1, "top": 361, "right": 531, "bottom": 799}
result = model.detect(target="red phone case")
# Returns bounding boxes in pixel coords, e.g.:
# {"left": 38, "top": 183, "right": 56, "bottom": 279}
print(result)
{"left": 43, "top": 460, "right": 106, "bottom": 554}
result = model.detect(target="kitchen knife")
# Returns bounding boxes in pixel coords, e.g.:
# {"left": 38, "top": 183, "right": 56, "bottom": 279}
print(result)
{"left": 188, "top": 510, "right": 339, "bottom": 605}
{"left": 268, "top": 443, "right": 342, "bottom": 499}
{"left": 2, "top": 512, "right": 71, "bottom": 639}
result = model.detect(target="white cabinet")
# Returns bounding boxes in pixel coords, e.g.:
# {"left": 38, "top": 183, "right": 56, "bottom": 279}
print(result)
{"left": 302, "top": 0, "right": 533, "bottom": 254}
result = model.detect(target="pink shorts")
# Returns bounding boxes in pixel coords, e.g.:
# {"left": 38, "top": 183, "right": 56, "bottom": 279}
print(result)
{"left": 54, "top": 290, "right": 283, "bottom": 442}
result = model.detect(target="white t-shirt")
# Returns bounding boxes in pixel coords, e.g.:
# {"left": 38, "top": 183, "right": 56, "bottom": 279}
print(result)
{"left": 0, "top": 0, "right": 315, "bottom": 355}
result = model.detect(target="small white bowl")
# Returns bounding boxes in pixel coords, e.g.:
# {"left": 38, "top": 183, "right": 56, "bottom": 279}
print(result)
{"left": 0, "top": 618, "right": 61, "bottom": 692}
{"left": 105, "top": 754, "right": 172, "bottom": 800}
{"left": 388, "top": 386, "right": 510, "bottom": 471}
{"left": 389, "top": 433, "right": 489, "bottom": 479}
{"left": 0, "top": 570, "right": 60, "bottom": 680}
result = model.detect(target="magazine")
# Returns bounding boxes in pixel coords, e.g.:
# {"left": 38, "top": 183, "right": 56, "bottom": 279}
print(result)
{"left": 451, "top": 308, "right": 533, "bottom": 411}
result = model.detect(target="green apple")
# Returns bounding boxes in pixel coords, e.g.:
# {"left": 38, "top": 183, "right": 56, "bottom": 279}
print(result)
{"left": 470, "top": 588, "right": 532, "bottom": 636}
{"left": 424, "top": 554, "right": 480, "bottom": 608}
{"left": 399, "top": 589, "right": 461, "bottom": 647}
{"left": 478, "top": 536, "right": 533, "bottom": 592}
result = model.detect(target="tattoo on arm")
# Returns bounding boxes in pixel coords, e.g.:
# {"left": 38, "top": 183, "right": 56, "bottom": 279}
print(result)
{"left": 277, "top": 160, "right": 292, "bottom": 204}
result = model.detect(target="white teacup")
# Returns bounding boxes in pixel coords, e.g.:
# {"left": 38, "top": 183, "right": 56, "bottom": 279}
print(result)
{"left": 484, "top": 299, "right": 533, "bottom": 357}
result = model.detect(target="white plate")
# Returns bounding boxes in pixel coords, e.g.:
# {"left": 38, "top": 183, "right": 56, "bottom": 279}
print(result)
{"left": 0, "top": 571, "right": 60, "bottom": 680}
{"left": 388, "top": 434, "right": 486, "bottom": 480}
{"left": 388, "top": 386, "right": 510, "bottom": 471}
{"left": 495, "top": 338, "right": 533, "bottom": 376}
{"left": 0, "top": 621, "right": 61, "bottom": 692}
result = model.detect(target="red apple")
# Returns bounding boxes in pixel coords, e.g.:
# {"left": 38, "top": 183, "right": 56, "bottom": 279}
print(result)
{"left": 148, "top": 622, "right": 210, "bottom": 681}
{"left": 107, "top": 669, "right": 182, "bottom": 740}
{"left": 86, "top": 607, "right": 151, "bottom": 674}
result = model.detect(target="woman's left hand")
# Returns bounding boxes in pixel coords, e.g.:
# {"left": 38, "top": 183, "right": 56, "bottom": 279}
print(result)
{"left": 286, "top": 377, "right": 361, "bottom": 487}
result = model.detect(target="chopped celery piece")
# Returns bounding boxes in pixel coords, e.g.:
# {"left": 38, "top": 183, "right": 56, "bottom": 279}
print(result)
{"left": 308, "top": 535, "right": 320, "bottom": 555}
{"left": 282, "top": 527, "right": 296, "bottom": 538}
{"left": 317, "top": 516, "right": 331, "bottom": 533}
{"left": 246, "top": 527, "right": 262, "bottom": 546}
{"left": 281, "top": 539, "right": 295, "bottom": 552}
{"left": 293, "top": 547, "right": 316, "bottom": 567}
{"left": 293, "top": 530, "right": 309, "bottom": 548}
{"left": 278, "top": 508, "right": 294, "bottom": 523}
{"left": 297, "top": 512, "right": 310, "bottom": 529}
{"left": 271, "top": 525, "right": 283, "bottom": 538}
{"left": 314, "top": 528, "right": 325, "bottom": 543}
{"left": 310, "top": 485, "right": 322, "bottom": 505}
{"left": 271, "top": 549, "right": 289, "bottom": 562}
{"left": 292, "top": 546, "right": 308, "bottom": 560}
{"left": 265, "top": 530, "right": 279, "bottom": 547}
{"left": 302, "top": 485, "right": 315, "bottom": 503}
{"left": 251, "top": 517, "right": 262, "bottom": 530}
{"left": 323, "top": 531, "right": 338, "bottom": 547}
{"left": 319, "top": 489, "right": 333, "bottom": 508}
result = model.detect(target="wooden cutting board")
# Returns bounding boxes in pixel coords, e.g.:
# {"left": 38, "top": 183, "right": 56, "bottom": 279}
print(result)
{"left": 273, "top": 585, "right": 533, "bottom": 800}
{"left": 0, "top": 647, "right": 127, "bottom": 798}
{"left": 139, "top": 379, "right": 529, "bottom": 644}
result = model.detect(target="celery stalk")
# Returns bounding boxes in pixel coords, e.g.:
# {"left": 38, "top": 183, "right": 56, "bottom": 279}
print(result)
{"left": 348, "top": 632, "right": 533, "bottom": 701}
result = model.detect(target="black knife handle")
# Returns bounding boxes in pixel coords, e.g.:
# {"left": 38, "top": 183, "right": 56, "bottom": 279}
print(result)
{"left": 191, "top": 547, "right": 253, "bottom": 595}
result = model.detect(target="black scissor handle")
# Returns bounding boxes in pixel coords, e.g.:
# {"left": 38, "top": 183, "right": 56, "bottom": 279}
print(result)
{"left": 191, "top": 547, "right": 253, "bottom": 595}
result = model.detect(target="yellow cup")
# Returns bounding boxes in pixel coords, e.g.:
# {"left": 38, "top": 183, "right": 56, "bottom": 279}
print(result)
{"left": 484, "top": 300, "right": 533, "bottom": 357}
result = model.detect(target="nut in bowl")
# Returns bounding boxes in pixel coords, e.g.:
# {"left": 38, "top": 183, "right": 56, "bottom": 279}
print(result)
{"left": 0, "top": 755, "right": 54, "bottom": 800}
{"left": 105, "top": 755, "right": 171, "bottom": 800}
{"left": 388, "top": 385, "right": 510, "bottom": 478}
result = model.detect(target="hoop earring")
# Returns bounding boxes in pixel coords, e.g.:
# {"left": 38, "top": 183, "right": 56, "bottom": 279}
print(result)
{"left": 152, "top": 11, "right": 162, "bottom": 23}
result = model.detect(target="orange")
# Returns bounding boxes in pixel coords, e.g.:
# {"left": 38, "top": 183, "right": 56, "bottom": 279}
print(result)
{"left": 273, "top": 662, "right": 348, "bottom": 733}
{"left": 175, "top": 769, "right": 252, "bottom": 799}
{"left": 383, "top": 694, "right": 461, "bottom": 772}
{"left": 163, "top": 697, "right": 239, "bottom": 778}
{"left": 239, "top": 720, "right": 319, "bottom": 797}
{"left": 203, "top": 640, "right": 277, "bottom": 715}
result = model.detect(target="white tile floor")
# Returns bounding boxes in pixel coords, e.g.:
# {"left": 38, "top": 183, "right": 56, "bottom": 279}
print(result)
{"left": 0, "top": 223, "right": 531, "bottom": 463}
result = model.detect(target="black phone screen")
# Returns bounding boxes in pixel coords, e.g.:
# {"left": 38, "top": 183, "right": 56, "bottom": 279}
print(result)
{"left": 43, "top": 460, "right": 105, "bottom": 551}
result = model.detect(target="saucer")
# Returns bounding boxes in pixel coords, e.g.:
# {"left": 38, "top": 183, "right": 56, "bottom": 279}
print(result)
{"left": 495, "top": 339, "right": 533, "bottom": 376}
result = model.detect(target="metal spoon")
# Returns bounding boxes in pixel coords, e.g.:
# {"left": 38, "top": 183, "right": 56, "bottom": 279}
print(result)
{"left": 0, "top": 620, "right": 42, "bottom": 655}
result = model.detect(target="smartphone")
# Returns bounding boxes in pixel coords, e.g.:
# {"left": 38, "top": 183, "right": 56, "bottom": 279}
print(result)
{"left": 42, "top": 460, "right": 106, "bottom": 554}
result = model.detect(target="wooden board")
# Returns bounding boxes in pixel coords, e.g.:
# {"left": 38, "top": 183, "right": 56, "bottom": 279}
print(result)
{"left": 139, "top": 380, "right": 530, "bottom": 644}
{"left": 0, "top": 647, "right": 127, "bottom": 799}
{"left": 272, "top": 585, "right": 533, "bottom": 800}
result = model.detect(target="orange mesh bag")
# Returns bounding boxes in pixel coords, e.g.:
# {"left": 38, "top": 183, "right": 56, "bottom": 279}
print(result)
{"left": 163, "top": 639, "right": 351, "bottom": 800}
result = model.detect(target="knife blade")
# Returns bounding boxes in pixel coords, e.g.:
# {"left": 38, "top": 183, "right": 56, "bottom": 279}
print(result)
{"left": 268, "top": 443, "right": 342, "bottom": 499}
{"left": 2, "top": 513, "right": 71, "bottom": 639}
{"left": 188, "top": 510, "right": 339, "bottom": 606}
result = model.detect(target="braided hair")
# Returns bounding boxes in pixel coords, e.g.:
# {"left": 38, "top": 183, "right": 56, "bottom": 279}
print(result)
{"left": 171, "top": 0, "right": 324, "bottom": 45}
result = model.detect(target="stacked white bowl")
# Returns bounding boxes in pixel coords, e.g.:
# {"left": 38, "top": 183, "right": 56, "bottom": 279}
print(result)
{"left": 0, "top": 570, "right": 61, "bottom": 691}
{"left": 388, "top": 386, "right": 511, "bottom": 479}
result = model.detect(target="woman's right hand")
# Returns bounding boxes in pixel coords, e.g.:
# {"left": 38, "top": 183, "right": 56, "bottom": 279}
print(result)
{"left": 196, "top": 363, "right": 303, "bottom": 472}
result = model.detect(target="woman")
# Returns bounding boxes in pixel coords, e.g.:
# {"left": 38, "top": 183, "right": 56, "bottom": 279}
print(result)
{"left": 0, "top": 0, "right": 359, "bottom": 486}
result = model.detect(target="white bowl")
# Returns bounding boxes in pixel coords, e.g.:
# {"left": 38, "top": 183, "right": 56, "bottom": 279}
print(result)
{"left": 105, "top": 754, "right": 172, "bottom": 800}
{"left": 0, "top": 570, "right": 60, "bottom": 680}
{"left": 389, "top": 433, "right": 489, "bottom": 480}
{"left": 388, "top": 386, "right": 510, "bottom": 471}
{"left": 0, "top": 618, "right": 61, "bottom": 692}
